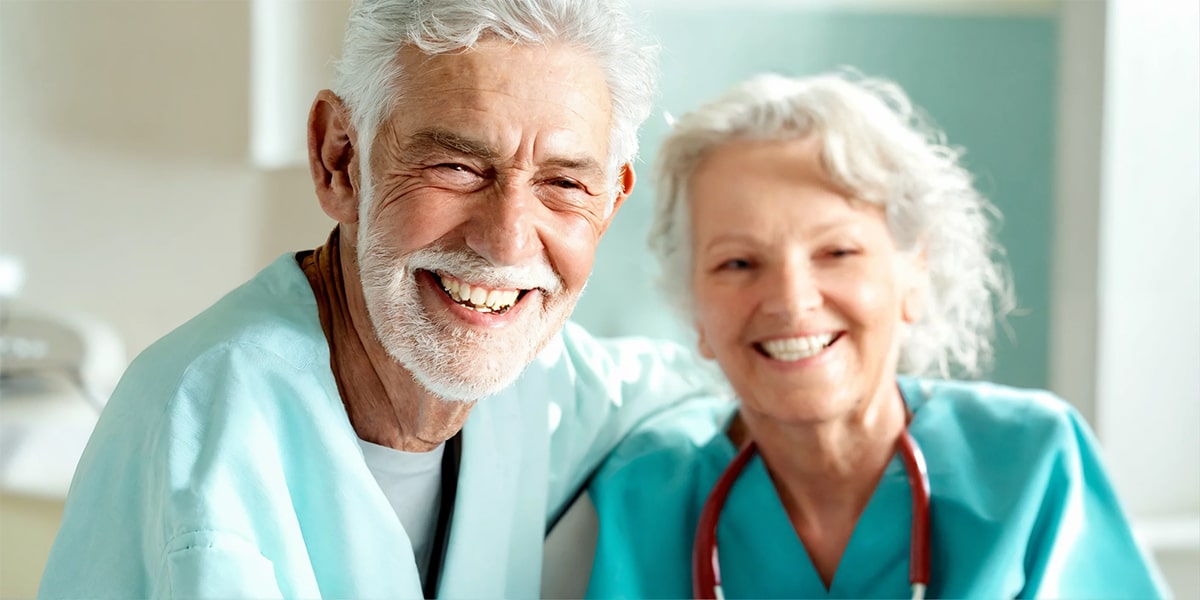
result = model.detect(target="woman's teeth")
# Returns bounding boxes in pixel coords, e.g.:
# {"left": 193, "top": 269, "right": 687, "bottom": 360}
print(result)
{"left": 439, "top": 275, "right": 521, "bottom": 313}
{"left": 760, "top": 334, "right": 835, "bottom": 361}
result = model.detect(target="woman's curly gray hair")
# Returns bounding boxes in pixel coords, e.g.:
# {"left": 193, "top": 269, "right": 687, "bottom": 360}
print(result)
{"left": 650, "top": 72, "right": 1014, "bottom": 378}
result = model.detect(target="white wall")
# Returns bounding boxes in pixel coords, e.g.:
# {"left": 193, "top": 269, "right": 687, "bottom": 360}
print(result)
{"left": 0, "top": 2, "right": 332, "bottom": 595}
{"left": 1053, "top": 0, "right": 1200, "bottom": 595}
{"left": 0, "top": 0, "right": 333, "bottom": 360}
{"left": 1093, "top": 0, "right": 1200, "bottom": 519}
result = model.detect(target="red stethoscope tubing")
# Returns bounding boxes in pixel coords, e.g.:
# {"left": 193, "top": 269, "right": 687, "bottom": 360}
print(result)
{"left": 692, "top": 419, "right": 932, "bottom": 599}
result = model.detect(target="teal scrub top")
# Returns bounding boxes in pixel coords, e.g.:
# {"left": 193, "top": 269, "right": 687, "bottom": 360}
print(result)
{"left": 586, "top": 377, "right": 1170, "bottom": 599}
{"left": 38, "top": 253, "right": 717, "bottom": 599}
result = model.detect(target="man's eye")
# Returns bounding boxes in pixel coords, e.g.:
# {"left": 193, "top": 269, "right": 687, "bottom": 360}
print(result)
{"left": 548, "top": 178, "right": 582, "bottom": 190}
{"left": 435, "top": 163, "right": 474, "bottom": 174}
{"left": 719, "top": 258, "right": 752, "bottom": 271}
{"left": 826, "top": 248, "right": 858, "bottom": 259}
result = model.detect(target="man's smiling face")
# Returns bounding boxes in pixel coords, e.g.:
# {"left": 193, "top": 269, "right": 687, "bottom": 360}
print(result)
{"left": 353, "top": 40, "right": 627, "bottom": 401}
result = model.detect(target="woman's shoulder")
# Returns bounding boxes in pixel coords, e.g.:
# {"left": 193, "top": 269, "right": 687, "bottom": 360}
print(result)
{"left": 585, "top": 398, "right": 732, "bottom": 598}
{"left": 902, "top": 376, "right": 1091, "bottom": 455}
{"left": 906, "top": 376, "right": 1078, "bottom": 419}
{"left": 593, "top": 396, "right": 736, "bottom": 490}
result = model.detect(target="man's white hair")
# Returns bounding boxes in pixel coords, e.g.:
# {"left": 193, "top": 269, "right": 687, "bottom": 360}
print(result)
{"left": 651, "top": 72, "right": 1015, "bottom": 378}
{"left": 333, "top": 0, "right": 658, "bottom": 219}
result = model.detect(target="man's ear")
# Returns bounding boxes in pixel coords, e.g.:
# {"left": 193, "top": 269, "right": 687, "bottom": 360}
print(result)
{"left": 308, "top": 89, "right": 360, "bottom": 225}
{"left": 595, "top": 163, "right": 636, "bottom": 237}
{"left": 607, "top": 163, "right": 637, "bottom": 216}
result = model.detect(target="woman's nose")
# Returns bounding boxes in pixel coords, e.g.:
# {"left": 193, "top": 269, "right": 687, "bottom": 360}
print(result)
{"left": 463, "top": 182, "right": 541, "bottom": 267}
{"left": 761, "top": 261, "right": 822, "bottom": 316}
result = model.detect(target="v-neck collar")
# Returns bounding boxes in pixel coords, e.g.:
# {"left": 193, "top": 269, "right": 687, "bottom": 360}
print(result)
{"left": 709, "top": 378, "right": 924, "bottom": 597}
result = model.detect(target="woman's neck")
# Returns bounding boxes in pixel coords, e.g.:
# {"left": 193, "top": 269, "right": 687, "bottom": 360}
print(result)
{"left": 734, "top": 382, "right": 907, "bottom": 587}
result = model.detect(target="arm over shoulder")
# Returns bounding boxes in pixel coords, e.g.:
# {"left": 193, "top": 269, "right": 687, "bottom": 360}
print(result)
{"left": 538, "top": 322, "right": 724, "bottom": 524}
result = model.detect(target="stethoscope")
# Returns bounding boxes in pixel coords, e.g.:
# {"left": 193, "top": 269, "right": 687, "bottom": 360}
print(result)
{"left": 692, "top": 402, "right": 932, "bottom": 600}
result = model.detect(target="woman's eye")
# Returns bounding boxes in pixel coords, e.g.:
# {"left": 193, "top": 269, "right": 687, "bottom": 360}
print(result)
{"left": 826, "top": 248, "right": 858, "bottom": 259}
{"left": 719, "top": 258, "right": 752, "bottom": 271}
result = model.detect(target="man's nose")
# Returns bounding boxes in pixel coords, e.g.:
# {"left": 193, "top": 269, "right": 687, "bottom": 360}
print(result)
{"left": 463, "top": 182, "right": 541, "bottom": 267}
{"left": 761, "top": 260, "right": 822, "bottom": 317}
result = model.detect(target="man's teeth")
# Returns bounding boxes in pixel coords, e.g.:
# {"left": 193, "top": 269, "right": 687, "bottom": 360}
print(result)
{"left": 439, "top": 276, "right": 521, "bottom": 313}
{"left": 760, "top": 334, "right": 835, "bottom": 361}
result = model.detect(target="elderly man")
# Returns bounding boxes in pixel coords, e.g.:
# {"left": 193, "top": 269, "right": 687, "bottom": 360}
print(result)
{"left": 39, "top": 1, "right": 711, "bottom": 597}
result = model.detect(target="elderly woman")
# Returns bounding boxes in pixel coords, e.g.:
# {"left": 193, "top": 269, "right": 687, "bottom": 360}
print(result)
{"left": 584, "top": 73, "right": 1166, "bottom": 599}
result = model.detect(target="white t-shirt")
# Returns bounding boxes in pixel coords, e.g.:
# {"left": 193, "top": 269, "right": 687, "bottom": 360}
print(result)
{"left": 358, "top": 439, "right": 445, "bottom": 587}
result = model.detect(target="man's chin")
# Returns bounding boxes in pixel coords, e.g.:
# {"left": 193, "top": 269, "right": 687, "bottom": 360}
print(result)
{"left": 410, "top": 365, "right": 527, "bottom": 403}
{"left": 374, "top": 294, "right": 576, "bottom": 402}
{"left": 381, "top": 333, "right": 539, "bottom": 402}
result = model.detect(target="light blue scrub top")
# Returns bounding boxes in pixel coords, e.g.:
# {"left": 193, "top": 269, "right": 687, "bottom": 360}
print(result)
{"left": 586, "top": 377, "right": 1170, "bottom": 599}
{"left": 38, "top": 254, "right": 717, "bottom": 599}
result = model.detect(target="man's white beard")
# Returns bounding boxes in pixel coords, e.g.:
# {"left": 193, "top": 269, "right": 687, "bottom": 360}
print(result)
{"left": 355, "top": 186, "right": 573, "bottom": 402}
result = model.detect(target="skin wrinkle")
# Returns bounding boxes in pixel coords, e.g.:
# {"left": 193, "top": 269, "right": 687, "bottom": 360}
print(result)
{"left": 396, "top": 127, "right": 608, "bottom": 196}
{"left": 371, "top": 113, "right": 610, "bottom": 234}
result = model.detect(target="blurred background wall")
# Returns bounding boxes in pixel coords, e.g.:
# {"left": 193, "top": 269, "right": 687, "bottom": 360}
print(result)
{"left": 0, "top": 0, "right": 1196, "bottom": 596}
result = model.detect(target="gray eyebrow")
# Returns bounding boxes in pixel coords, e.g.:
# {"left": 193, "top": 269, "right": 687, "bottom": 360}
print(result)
{"left": 402, "top": 128, "right": 497, "bottom": 161}
{"left": 401, "top": 127, "right": 606, "bottom": 182}
{"left": 543, "top": 156, "right": 606, "bottom": 182}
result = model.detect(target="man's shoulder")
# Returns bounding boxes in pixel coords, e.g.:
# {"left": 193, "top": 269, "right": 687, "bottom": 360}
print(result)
{"left": 132, "top": 254, "right": 325, "bottom": 379}
{"left": 105, "top": 254, "right": 332, "bottom": 422}
{"left": 42, "top": 257, "right": 348, "bottom": 599}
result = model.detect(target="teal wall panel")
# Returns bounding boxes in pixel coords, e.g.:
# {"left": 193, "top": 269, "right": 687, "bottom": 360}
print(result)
{"left": 571, "top": 7, "right": 1058, "bottom": 389}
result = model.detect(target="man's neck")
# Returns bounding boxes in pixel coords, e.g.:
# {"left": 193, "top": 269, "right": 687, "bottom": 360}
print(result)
{"left": 301, "top": 228, "right": 476, "bottom": 453}
{"left": 348, "top": 332, "right": 475, "bottom": 452}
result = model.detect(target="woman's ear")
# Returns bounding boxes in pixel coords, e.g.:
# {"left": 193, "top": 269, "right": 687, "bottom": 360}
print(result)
{"left": 902, "top": 284, "right": 927, "bottom": 325}
{"left": 308, "top": 89, "right": 360, "bottom": 224}
{"left": 900, "top": 247, "right": 930, "bottom": 324}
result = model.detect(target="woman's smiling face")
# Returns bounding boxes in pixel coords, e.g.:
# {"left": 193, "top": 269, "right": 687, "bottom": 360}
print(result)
{"left": 687, "top": 135, "right": 926, "bottom": 424}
